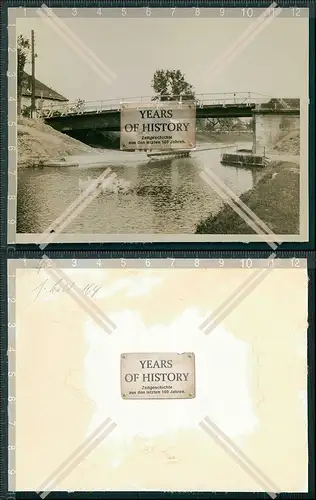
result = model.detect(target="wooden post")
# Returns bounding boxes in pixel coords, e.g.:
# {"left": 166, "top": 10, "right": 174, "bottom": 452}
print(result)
{"left": 252, "top": 113, "right": 256, "bottom": 154}
{"left": 31, "top": 30, "right": 36, "bottom": 118}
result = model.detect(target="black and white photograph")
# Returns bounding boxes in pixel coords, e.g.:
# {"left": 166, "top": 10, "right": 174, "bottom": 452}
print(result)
{"left": 8, "top": 6, "right": 309, "bottom": 244}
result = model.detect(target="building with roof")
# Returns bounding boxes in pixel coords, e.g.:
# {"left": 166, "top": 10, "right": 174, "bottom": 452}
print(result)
{"left": 21, "top": 71, "right": 68, "bottom": 113}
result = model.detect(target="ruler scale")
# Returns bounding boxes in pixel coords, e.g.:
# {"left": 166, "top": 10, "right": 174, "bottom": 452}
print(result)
{"left": 4, "top": 249, "right": 316, "bottom": 264}
{"left": 4, "top": 256, "right": 316, "bottom": 268}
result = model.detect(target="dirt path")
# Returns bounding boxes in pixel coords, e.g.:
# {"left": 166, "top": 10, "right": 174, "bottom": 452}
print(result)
{"left": 18, "top": 117, "right": 100, "bottom": 167}
{"left": 267, "top": 154, "right": 300, "bottom": 165}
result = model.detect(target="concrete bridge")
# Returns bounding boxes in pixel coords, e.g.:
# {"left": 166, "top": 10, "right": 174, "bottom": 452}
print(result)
{"left": 41, "top": 93, "right": 300, "bottom": 151}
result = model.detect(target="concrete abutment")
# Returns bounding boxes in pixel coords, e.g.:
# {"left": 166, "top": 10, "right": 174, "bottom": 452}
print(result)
{"left": 252, "top": 113, "right": 300, "bottom": 153}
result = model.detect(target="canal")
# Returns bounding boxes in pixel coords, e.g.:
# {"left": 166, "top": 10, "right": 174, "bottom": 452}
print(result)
{"left": 17, "top": 140, "right": 263, "bottom": 235}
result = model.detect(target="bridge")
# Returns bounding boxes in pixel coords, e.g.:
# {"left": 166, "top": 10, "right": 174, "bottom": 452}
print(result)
{"left": 41, "top": 92, "right": 300, "bottom": 133}
{"left": 39, "top": 93, "right": 300, "bottom": 151}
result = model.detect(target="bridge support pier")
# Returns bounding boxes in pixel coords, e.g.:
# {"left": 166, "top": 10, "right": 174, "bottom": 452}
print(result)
{"left": 252, "top": 113, "right": 300, "bottom": 154}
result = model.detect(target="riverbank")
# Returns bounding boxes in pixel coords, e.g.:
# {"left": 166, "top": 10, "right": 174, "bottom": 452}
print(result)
{"left": 196, "top": 129, "right": 301, "bottom": 235}
{"left": 196, "top": 131, "right": 252, "bottom": 144}
{"left": 270, "top": 129, "right": 300, "bottom": 156}
{"left": 196, "top": 160, "right": 300, "bottom": 235}
{"left": 18, "top": 117, "right": 100, "bottom": 167}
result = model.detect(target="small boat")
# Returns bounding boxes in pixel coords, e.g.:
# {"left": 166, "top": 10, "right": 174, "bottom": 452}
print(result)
{"left": 220, "top": 152, "right": 270, "bottom": 168}
{"left": 147, "top": 149, "right": 193, "bottom": 161}
{"left": 42, "top": 159, "right": 79, "bottom": 167}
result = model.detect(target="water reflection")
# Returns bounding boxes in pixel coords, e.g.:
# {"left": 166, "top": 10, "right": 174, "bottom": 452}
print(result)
{"left": 17, "top": 141, "right": 262, "bottom": 234}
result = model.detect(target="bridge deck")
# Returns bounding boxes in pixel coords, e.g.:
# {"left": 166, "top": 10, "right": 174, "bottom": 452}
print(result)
{"left": 39, "top": 93, "right": 300, "bottom": 134}
{"left": 41, "top": 93, "right": 300, "bottom": 120}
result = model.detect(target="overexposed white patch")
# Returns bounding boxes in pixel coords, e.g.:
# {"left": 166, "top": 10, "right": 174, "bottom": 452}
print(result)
{"left": 126, "top": 276, "right": 164, "bottom": 297}
{"left": 98, "top": 274, "right": 164, "bottom": 298}
{"left": 84, "top": 307, "right": 258, "bottom": 446}
{"left": 97, "top": 278, "right": 131, "bottom": 297}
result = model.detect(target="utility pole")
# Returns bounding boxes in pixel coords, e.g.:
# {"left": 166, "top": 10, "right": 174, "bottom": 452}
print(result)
{"left": 252, "top": 113, "right": 257, "bottom": 154}
{"left": 31, "top": 30, "right": 36, "bottom": 118}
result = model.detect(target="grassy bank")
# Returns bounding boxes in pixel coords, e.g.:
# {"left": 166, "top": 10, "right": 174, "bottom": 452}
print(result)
{"left": 270, "top": 129, "right": 300, "bottom": 156}
{"left": 18, "top": 117, "right": 99, "bottom": 167}
{"left": 196, "top": 161, "right": 300, "bottom": 235}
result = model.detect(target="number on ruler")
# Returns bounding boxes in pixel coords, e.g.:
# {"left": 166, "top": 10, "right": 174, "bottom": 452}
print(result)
{"left": 242, "top": 8, "right": 253, "bottom": 17}
{"left": 241, "top": 259, "right": 252, "bottom": 268}
{"left": 290, "top": 257, "right": 300, "bottom": 268}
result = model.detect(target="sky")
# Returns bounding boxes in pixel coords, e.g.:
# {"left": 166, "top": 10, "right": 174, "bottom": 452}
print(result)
{"left": 15, "top": 10, "right": 309, "bottom": 104}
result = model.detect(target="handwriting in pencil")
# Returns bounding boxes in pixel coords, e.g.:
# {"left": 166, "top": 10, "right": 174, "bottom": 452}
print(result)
{"left": 32, "top": 278, "right": 102, "bottom": 301}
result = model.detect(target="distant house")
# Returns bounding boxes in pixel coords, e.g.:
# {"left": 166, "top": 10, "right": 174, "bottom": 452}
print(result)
{"left": 21, "top": 71, "right": 68, "bottom": 112}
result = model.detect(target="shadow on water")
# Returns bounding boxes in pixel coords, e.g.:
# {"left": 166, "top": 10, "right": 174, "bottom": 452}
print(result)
{"left": 17, "top": 141, "right": 262, "bottom": 234}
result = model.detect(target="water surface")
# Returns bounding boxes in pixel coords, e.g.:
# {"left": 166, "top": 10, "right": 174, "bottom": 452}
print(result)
{"left": 17, "top": 141, "right": 262, "bottom": 234}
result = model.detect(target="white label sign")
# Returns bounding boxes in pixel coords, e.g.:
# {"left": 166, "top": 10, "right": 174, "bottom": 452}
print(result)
{"left": 121, "top": 352, "right": 196, "bottom": 400}
{"left": 120, "top": 101, "right": 196, "bottom": 151}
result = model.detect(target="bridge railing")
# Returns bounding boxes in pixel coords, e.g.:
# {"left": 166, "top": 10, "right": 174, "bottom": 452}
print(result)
{"left": 39, "top": 93, "right": 298, "bottom": 118}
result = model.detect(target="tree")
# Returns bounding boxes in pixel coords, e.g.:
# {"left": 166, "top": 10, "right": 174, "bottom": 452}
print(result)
{"left": 151, "top": 69, "right": 195, "bottom": 101}
{"left": 17, "top": 34, "right": 31, "bottom": 115}
{"left": 74, "top": 98, "right": 85, "bottom": 113}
